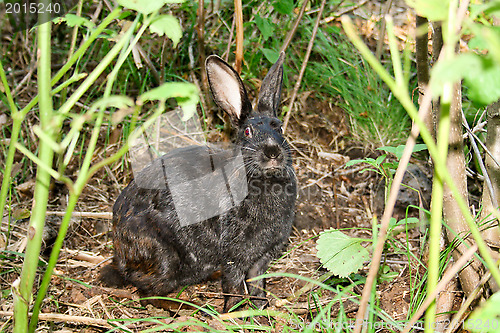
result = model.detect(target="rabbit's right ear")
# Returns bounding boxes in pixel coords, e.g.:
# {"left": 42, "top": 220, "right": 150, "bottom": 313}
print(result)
{"left": 206, "top": 55, "right": 252, "bottom": 126}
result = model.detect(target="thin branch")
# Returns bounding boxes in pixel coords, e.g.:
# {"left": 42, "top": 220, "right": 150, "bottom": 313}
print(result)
{"left": 45, "top": 211, "right": 112, "bottom": 219}
{"left": 353, "top": 86, "right": 433, "bottom": 333}
{"left": 0, "top": 311, "right": 111, "bottom": 328}
{"left": 197, "top": 0, "right": 207, "bottom": 89}
{"left": 375, "top": 0, "right": 393, "bottom": 60}
{"left": 224, "top": 16, "right": 235, "bottom": 63}
{"left": 136, "top": 44, "right": 160, "bottom": 85}
{"left": 445, "top": 267, "right": 494, "bottom": 333}
{"left": 463, "top": 118, "right": 500, "bottom": 168}
{"left": 280, "top": 0, "right": 310, "bottom": 53}
{"left": 233, "top": 0, "right": 243, "bottom": 73}
{"left": 462, "top": 111, "right": 498, "bottom": 205}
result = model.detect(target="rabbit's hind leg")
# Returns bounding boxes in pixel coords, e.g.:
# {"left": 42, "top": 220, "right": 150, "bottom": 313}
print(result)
{"left": 112, "top": 228, "right": 181, "bottom": 298}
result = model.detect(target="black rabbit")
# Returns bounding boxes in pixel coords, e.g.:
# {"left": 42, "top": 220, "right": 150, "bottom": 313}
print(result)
{"left": 100, "top": 53, "right": 297, "bottom": 312}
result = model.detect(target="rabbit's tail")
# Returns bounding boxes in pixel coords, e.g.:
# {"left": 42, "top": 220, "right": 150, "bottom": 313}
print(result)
{"left": 100, "top": 260, "right": 127, "bottom": 288}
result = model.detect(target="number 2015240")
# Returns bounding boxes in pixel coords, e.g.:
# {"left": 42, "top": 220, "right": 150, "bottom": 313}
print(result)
{"left": 5, "top": 2, "right": 61, "bottom": 14}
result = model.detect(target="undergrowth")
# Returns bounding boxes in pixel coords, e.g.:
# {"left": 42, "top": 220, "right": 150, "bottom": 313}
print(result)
{"left": 3, "top": 0, "right": 495, "bottom": 332}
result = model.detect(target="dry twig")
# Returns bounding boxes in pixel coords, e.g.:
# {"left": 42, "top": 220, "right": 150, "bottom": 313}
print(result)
{"left": 233, "top": 0, "right": 243, "bottom": 73}
{"left": 280, "top": 0, "right": 310, "bottom": 53}
{"left": 0, "top": 311, "right": 112, "bottom": 328}
{"left": 45, "top": 211, "right": 112, "bottom": 219}
{"left": 353, "top": 86, "right": 433, "bottom": 332}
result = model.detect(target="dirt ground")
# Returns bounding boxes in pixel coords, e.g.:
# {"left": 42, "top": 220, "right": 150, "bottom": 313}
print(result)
{"left": 1, "top": 98, "right": 434, "bottom": 331}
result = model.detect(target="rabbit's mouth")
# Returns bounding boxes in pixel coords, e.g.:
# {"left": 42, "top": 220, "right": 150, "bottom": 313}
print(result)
{"left": 265, "top": 158, "right": 281, "bottom": 169}
{"left": 260, "top": 160, "right": 289, "bottom": 178}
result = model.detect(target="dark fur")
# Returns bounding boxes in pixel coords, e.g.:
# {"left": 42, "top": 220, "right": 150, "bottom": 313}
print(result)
{"left": 100, "top": 53, "right": 297, "bottom": 312}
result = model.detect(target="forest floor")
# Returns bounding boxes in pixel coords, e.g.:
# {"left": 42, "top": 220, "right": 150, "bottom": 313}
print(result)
{"left": 0, "top": 0, "right": 463, "bottom": 331}
{"left": 1, "top": 101, "right": 433, "bottom": 332}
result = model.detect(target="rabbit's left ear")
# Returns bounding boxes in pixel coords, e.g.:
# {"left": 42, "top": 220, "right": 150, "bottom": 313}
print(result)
{"left": 257, "top": 52, "right": 285, "bottom": 117}
{"left": 206, "top": 55, "right": 253, "bottom": 127}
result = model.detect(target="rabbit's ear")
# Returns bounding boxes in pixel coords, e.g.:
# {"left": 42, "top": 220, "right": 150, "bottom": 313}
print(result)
{"left": 206, "top": 55, "right": 252, "bottom": 126}
{"left": 257, "top": 52, "right": 285, "bottom": 117}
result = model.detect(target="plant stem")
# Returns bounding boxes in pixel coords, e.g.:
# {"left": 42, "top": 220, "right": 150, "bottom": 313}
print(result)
{"left": 51, "top": 7, "right": 121, "bottom": 87}
{"left": 0, "top": 61, "right": 24, "bottom": 225}
{"left": 57, "top": 25, "right": 135, "bottom": 116}
{"left": 28, "top": 14, "right": 144, "bottom": 330}
{"left": 283, "top": 0, "right": 327, "bottom": 133}
{"left": 341, "top": 16, "right": 500, "bottom": 286}
{"left": 426, "top": 0, "right": 454, "bottom": 314}
{"left": 10, "top": 7, "right": 122, "bottom": 123}
{"left": 28, "top": 111, "right": 104, "bottom": 332}
{"left": 13, "top": 16, "right": 54, "bottom": 333}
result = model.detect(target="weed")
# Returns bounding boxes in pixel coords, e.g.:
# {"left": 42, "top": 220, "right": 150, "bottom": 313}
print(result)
{"left": 309, "top": 25, "right": 412, "bottom": 147}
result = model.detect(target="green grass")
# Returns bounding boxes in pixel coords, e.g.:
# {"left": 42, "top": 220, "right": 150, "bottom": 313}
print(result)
{"left": 306, "top": 24, "right": 412, "bottom": 148}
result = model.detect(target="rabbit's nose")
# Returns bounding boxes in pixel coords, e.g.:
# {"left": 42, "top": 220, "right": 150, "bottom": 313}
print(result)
{"left": 263, "top": 143, "right": 281, "bottom": 159}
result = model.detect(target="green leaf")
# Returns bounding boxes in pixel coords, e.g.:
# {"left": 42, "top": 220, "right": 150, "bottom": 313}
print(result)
{"left": 150, "top": 15, "right": 182, "bottom": 47}
{"left": 178, "top": 100, "right": 197, "bottom": 121}
{"left": 431, "top": 53, "right": 500, "bottom": 106}
{"left": 405, "top": 0, "right": 449, "bottom": 21}
{"left": 255, "top": 15, "right": 275, "bottom": 42}
{"left": 388, "top": 217, "right": 398, "bottom": 229}
{"left": 118, "top": 0, "right": 184, "bottom": 15}
{"left": 379, "top": 265, "right": 398, "bottom": 282}
{"left": 261, "top": 48, "right": 280, "bottom": 64}
{"left": 430, "top": 54, "right": 473, "bottom": 93}
{"left": 470, "top": 2, "right": 500, "bottom": 20}
{"left": 139, "top": 82, "right": 199, "bottom": 121}
{"left": 140, "top": 82, "right": 196, "bottom": 101}
{"left": 316, "top": 229, "right": 370, "bottom": 278}
{"left": 91, "top": 95, "right": 135, "bottom": 111}
{"left": 61, "top": 14, "right": 95, "bottom": 29}
{"left": 272, "top": 0, "right": 294, "bottom": 15}
{"left": 479, "top": 26, "right": 500, "bottom": 66}
{"left": 466, "top": 291, "right": 500, "bottom": 332}
{"left": 389, "top": 217, "right": 420, "bottom": 229}
{"left": 375, "top": 154, "right": 386, "bottom": 166}
{"left": 378, "top": 144, "right": 427, "bottom": 160}
{"left": 464, "top": 57, "right": 500, "bottom": 106}
{"left": 413, "top": 144, "right": 428, "bottom": 153}
{"left": 345, "top": 158, "right": 374, "bottom": 168}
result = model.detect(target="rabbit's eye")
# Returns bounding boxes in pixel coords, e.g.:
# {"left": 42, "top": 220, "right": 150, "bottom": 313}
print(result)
{"left": 244, "top": 127, "right": 252, "bottom": 138}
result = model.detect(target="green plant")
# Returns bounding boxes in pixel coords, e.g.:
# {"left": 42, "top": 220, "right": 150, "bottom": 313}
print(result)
{"left": 340, "top": 0, "right": 500, "bottom": 332}
{"left": 316, "top": 228, "right": 370, "bottom": 278}
{"left": 309, "top": 25, "right": 413, "bottom": 147}
{"left": 0, "top": 0, "right": 199, "bottom": 331}
{"left": 345, "top": 143, "right": 427, "bottom": 206}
